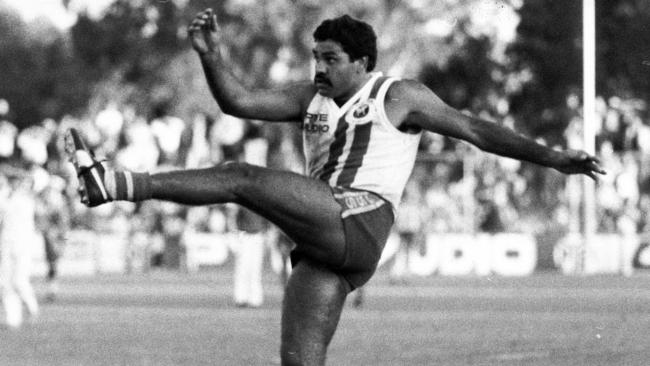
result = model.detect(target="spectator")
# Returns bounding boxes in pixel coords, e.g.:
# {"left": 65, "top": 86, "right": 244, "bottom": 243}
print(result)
{"left": 0, "top": 167, "right": 40, "bottom": 328}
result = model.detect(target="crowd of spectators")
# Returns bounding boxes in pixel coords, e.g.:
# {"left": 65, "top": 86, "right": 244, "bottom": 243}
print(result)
{"left": 0, "top": 99, "right": 302, "bottom": 270}
{"left": 0, "top": 94, "right": 648, "bottom": 271}
{"left": 399, "top": 94, "right": 650, "bottom": 240}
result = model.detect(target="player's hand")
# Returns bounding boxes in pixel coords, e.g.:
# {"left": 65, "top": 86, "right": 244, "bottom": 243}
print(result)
{"left": 188, "top": 8, "right": 221, "bottom": 55}
{"left": 556, "top": 149, "right": 606, "bottom": 181}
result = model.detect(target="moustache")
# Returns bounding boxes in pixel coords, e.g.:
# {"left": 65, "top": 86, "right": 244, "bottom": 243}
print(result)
{"left": 314, "top": 75, "right": 332, "bottom": 85}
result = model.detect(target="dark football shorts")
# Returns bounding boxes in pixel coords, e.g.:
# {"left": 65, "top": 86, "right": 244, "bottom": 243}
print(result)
{"left": 291, "top": 187, "right": 394, "bottom": 290}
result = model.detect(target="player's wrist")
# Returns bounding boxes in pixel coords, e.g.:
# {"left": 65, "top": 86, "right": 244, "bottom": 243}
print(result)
{"left": 545, "top": 148, "right": 569, "bottom": 169}
{"left": 198, "top": 49, "right": 220, "bottom": 59}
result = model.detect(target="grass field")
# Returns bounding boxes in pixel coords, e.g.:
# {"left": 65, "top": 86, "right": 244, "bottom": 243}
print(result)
{"left": 2, "top": 267, "right": 650, "bottom": 366}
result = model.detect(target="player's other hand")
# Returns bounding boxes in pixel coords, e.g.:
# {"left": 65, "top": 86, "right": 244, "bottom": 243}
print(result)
{"left": 188, "top": 8, "right": 221, "bottom": 55}
{"left": 556, "top": 149, "right": 606, "bottom": 181}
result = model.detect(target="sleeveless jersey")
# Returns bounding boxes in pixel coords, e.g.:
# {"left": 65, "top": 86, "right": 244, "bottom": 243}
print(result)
{"left": 302, "top": 72, "right": 422, "bottom": 211}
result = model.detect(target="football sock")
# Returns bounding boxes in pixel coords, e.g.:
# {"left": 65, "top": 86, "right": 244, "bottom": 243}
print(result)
{"left": 104, "top": 171, "right": 152, "bottom": 202}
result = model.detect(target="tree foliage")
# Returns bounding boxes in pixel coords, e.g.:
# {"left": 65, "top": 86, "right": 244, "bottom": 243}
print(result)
{"left": 505, "top": 0, "right": 583, "bottom": 141}
{"left": 0, "top": 4, "right": 85, "bottom": 128}
{"left": 597, "top": 0, "right": 650, "bottom": 101}
{"left": 506, "top": 0, "right": 650, "bottom": 142}
{"left": 0, "top": 0, "right": 647, "bottom": 133}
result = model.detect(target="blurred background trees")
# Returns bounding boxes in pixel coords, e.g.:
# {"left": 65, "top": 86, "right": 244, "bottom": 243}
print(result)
{"left": 506, "top": 0, "right": 649, "bottom": 144}
{"left": 0, "top": 3, "right": 86, "bottom": 128}
{"left": 1, "top": 0, "right": 647, "bottom": 134}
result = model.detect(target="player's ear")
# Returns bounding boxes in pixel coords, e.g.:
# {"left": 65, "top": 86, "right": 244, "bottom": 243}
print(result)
{"left": 356, "top": 56, "right": 368, "bottom": 73}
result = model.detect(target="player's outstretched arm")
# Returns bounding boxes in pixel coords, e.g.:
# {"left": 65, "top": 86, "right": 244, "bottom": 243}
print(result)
{"left": 394, "top": 80, "right": 606, "bottom": 180}
{"left": 188, "top": 8, "right": 314, "bottom": 122}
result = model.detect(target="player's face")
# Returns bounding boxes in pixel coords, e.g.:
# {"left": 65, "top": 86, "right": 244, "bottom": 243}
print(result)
{"left": 312, "top": 40, "right": 366, "bottom": 103}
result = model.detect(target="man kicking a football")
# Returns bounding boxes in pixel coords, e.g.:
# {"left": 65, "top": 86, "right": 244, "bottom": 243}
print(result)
{"left": 65, "top": 9, "right": 605, "bottom": 365}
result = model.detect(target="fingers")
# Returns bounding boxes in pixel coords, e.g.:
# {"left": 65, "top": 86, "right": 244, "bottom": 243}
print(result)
{"left": 187, "top": 8, "right": 217, "bottom": 34}
{"left": 587, "top": 157, "right": 606, "bottom": 175}
{"left": 591, "top": 162, "right": 607, "bottom": 175}
{"left": 211, "top": 12, "right": 218, "bottom": 31}
{"left": 573, "top": 150, "right": 607, "bottom": 176}
{"left": 585, "top": 154, "right": 601, "bottom": 166}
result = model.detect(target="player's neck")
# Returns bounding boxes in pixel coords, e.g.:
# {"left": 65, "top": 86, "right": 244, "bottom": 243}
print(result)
{"left": 333, "top": 73, "right": 373, "bottom": 107}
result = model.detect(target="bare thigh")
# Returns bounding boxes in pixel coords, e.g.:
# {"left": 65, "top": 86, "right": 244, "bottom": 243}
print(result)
{"left": 151, "top": 163, "right": 347, "bottom": 267}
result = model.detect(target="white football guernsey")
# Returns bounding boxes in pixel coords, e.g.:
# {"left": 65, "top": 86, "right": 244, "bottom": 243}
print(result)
{"left": 302, "top": 72, "right": 422, "bottom": 211}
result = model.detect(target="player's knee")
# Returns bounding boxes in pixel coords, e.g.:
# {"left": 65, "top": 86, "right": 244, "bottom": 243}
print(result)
{"left": 314, "top": 273, "right": 349, "bottom": 304}
{"left": 280, "top": 262, "right": 347, "bottom": 365}
{"left": 291, "top": 260, "right": 350, "bottom": 299}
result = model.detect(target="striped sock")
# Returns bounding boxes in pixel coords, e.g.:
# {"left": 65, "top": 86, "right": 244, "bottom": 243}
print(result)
{"left": 104, "top": 171, "right": 152, "bottom": 202}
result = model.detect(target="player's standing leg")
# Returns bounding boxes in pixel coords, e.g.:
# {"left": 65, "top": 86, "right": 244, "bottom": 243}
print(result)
{"left": 281, "top": 259, "right": 348, "bottom": 366}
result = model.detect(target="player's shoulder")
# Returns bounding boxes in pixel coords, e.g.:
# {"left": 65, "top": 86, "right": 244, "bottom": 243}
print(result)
{"left": 384, "top": 78, "right": 435, "bottom": 110}
{"left": 385, "top": 78, "right": 431, "bottom": 100}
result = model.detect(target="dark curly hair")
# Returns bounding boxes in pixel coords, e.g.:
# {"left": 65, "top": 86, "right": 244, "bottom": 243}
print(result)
{"left": 313, "top": 15, "right": 377, "bottom": 72}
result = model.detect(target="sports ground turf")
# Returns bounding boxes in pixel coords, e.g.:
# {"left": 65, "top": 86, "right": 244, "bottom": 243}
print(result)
{"left": 1, "top": 267, "right": 650, "bottom": 366}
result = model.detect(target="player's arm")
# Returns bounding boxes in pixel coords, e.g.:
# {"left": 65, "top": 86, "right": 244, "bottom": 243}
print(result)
{"left": 392, "top": 79, "right": 606, "bottom": 180}
{"left": 199, "top": 52, "right": 314, "bottom": 122}
{"left": 188, "top": 8, "right": 314, "bottom": 122}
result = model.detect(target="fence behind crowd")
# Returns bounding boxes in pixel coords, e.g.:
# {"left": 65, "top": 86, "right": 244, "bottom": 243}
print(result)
{"left": 21, "top": 228, "right": 649, "bottom": 278}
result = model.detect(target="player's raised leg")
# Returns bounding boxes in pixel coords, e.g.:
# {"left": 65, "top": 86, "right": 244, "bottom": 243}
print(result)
{"left": 280, "top": 258, "right": 348, "bottom": 366}
{"left": 150, "top": 163, "right": 349, "bottom": 266}
{"left": 65, "top": 128, "right": 347, "bottom": 268}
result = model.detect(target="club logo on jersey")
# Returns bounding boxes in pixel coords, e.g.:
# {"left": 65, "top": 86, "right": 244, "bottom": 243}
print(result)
{"left": 353, "top": 103, "right": 370, "bottom": 118}
{"left": 346, "top": 101, "right": 375, "bottom": 125}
